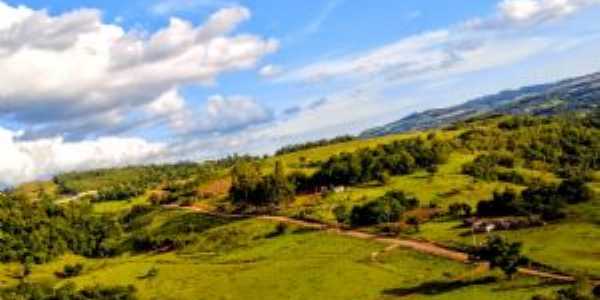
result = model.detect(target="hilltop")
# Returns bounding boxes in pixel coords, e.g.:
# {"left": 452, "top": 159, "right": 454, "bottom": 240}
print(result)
{"left": 362, "top": 71, "right": 600, "bottom": 137}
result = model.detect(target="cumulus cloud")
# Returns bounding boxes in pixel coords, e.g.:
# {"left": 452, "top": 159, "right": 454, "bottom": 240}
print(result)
{"left": 0, "top": 127, "right": 165, "bottom": 186}
{"left": 0, "top": 2, "right": 278, "bottom": 139}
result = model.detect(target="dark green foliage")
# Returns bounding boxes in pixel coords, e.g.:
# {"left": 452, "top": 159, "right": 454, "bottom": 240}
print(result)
{"left": 56, "top": 263, "right": 84, "bottom": 278}
{"left": 0, "top": 282, "right": 137, "bottom": 300}
{"left": 557, "top": 177, "right": 594, "bottom": 204}
{"left": 521, "top": 184, "right": 568, "bottom": 221}
{"left": 0, "top": 196, "right": 122, "bottom": 264}
{"left": 349, "top": 190, "right": 419, "bottom": 227}
{"left": 287, "top": 171, "right": 313, "bottom": 194}
{"left": 448, "top": 203, "right": 472, "bottom": 218}
{"left": 498, "top": 115, "right": 544, "bottom": 130}
{"left": 312, "top": 138, "right": 451, "bottom": 187}
{"left": 95, "top": 184, "right": 145, "bottom": 202}
{"left": 230, "top": 161, "right": 295, "bottom": 207}
{"left": 471, "top": 236, "right": 528, "bottom": 279}
{"left": 275, "top": 135, "right": 356, "bottom": 155}
{"left": 462, "top": 152, "right": 516, "bottom": 181}
{"left": 476, "top": 189, "right": 522, "bottom": 218}
{"left": 332, "top": 205, "right": 348, "bottom": 224}
{"left": 476, "top": 178, "right": 592, "bottom": 221}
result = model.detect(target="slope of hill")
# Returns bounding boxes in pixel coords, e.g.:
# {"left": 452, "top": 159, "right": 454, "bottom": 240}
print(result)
{"left": 1, "top": 113, "right": 599, "bottom": 299}
{"left": 362, "top": 71, "right": 600, "bottom": 137}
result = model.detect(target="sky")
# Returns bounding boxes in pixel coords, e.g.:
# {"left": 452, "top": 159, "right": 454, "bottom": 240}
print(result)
{"left": 0, "top": 0, "right": 600, "bottom": 185}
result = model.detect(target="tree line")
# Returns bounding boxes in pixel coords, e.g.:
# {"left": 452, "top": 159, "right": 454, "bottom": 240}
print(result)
{"left": 275, "top": 135, "right": 356, "bottom": 156}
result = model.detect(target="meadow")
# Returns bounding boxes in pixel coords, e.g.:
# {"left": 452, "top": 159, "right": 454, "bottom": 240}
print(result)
{"left": 0, "top": 213, "right": 565, "bottom": 300}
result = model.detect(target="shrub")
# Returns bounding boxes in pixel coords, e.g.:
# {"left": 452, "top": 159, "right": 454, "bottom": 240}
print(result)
{"left": 56, "top": 263, "right": 84, "bottom": 278}
{"left": 476, "top": 189, "right": 521, "bottom": 217}
{"left": 557, "top": 177, "right": 594, "bottom": 204}
{"left": 470, "top": 236, "right": 528, "bottom": 279}
{"left": 448, "top": 203, "right": 472, "bottom": 218}
{"left": 332, "top": 205, "right": 348, "bottom": 224}
{"left": 349, "top": 191, "right": 418, "bottom": 227}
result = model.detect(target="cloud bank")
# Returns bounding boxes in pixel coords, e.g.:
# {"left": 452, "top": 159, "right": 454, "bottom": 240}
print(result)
{"left": 0, "top": 2, "right": 277, "bottom": 139}
{"left": 0, "top": 127, "right": 164, "bottom": 186}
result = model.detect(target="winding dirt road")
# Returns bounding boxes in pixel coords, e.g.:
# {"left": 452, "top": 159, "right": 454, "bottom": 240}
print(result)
{"left": 164, "top": 204, "right": 588, "bottom": 284}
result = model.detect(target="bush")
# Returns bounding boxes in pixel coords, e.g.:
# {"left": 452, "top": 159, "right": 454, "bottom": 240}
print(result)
{"left": 448, "top": 203, "right": 472, "bottom": 218}
{"left": 557, "top": 177, "right": 594, "bottom": 204}
{"left": 332, "top": 205, "right": 348, "bottom": 224}
{"left": 349, "top": 191, "right": 418, "bottom": 227}
{"left": 56, "top": 263, "right": 84, "bottom": 278}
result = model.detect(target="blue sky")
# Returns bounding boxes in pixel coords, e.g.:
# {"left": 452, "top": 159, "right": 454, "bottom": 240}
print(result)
{"left": 0, "top": 0, "right": 599, "bottom": 185}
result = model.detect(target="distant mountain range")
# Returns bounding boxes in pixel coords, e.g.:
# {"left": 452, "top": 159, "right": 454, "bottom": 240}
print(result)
{"left": 361, "top": 71, "right": 600, "bottom": 137}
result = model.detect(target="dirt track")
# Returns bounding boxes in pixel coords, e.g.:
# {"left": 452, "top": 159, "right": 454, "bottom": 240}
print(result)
{"left": 165, "top": 204, "right": 585, "bottom": 283}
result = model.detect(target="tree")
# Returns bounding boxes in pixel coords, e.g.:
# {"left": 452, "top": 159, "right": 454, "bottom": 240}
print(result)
{"left": 230, "top": 162, "right": 263, "bottom": 205}
{"left": 332, "top": 205, "right": 348, "bottom": 224}
{"left": 557, "top": 177, "right": 594, "bottom": 204}
{"left": 471, "top": 236, "right": 528, "bottom": 279}
{"left": 448, "top": 203, "right": 472, "bottom": 218}
{"left": 229, "top": 161, "right": 295, "bottom": 207}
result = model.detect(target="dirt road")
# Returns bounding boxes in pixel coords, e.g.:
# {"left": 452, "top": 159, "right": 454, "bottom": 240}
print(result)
{"left": 166, "top": 204, "right": 585, "bottom": 283}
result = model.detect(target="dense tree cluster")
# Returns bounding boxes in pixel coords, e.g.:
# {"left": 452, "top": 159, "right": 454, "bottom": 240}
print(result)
{"left": 0, "top": 195, "right": 123, "bottom": 264}
{"left": 476, "top": 178, "right": 594, "bottom": 221}
{"left": 347, "top": 190, "right": 420, "bottom": 227}
{"left": 149, "top": 181, "right": 200, "bottom": 206}
{"left": 311, "top": 138, "right": 451, "bottom": 188}
{"left": 229, "top": 161, "right": 295, "bottom": 207}
{"left": 0, "top": 282, "right": 137, "bottom": 300}
{"left": 54, "top": 163, "right": 216, "bottom": 196}
{"left": 96, "top": 183, "right": 146, "bottom": 202}
{"left": 459, "top": 114, "right": 600, "bottom": 177}
{"left": 462, "top": 152, "right": 521, "bottom": 183}
{"left": 275, "top": 135, "right": 356, "bottom": 156}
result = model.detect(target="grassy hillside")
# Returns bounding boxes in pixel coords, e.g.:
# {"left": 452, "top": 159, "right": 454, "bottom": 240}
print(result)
{"left": 0, "top": 213, "right": 563, "bottom": 300}
{"left": 1, "top": 113, "right": 599, "bottom": 299}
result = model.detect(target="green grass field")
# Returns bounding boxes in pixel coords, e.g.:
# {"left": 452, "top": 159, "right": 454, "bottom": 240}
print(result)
{"left": 0, "top": 213, "right": 565, "bottom": 300}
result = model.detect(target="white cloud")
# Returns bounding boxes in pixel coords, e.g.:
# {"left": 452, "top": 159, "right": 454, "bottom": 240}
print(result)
{"left": 0, "top": 2, "right": 278, "bottom": 139}
{"left": 187, "top": 94, "right": 273, "bottom": 134}
{"left": 258, "top": 64, "right": 282, "bottom": 77}
{"left": 0, "top": 127, "right": 165, "bottom": 186}
{"left": 279, "top": 0, "right": 600, "bottom": 85}
{"left": 145, "top": 88, "right": 186, "bottom": 117}
{"left": 467, "top": 0, "right": 600, "bottom": 29}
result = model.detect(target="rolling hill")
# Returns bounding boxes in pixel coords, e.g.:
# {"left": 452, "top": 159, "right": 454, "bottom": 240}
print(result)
{"left": 362, "top": 71, "right": 600, "bottom": 137}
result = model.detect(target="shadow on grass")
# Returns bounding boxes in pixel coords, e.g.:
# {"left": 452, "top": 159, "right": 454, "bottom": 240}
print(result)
{"left": 491, "top": 280, "right": 568, "bottom": 292}
{"left": 382, "top": 276, "right": 498, "bottom": 297}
